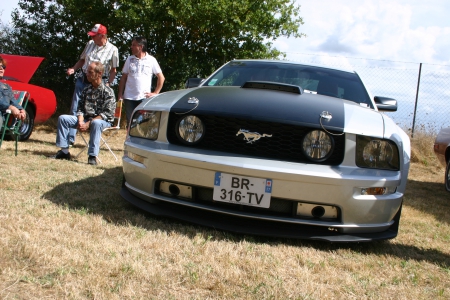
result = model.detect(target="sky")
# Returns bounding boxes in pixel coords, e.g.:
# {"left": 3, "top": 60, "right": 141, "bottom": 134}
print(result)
{"left": 2, "top": 0, "right": 449, "bottom": 66}
{"left": 273, "top": 0, "right": 450, "bottom": 67}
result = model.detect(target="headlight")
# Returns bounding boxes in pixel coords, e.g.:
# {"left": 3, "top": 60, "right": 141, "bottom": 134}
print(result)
{"left": 176, "top": 115, "right": 204, "bottom": 144}
{"left": 356, "top": 136, "right": 400, "bottom": 170}
{"left": 302, "top": 130, "right": 334, "bottom": 162}
{"left": 129, "top": 111, "right": 161, "bottom": 140}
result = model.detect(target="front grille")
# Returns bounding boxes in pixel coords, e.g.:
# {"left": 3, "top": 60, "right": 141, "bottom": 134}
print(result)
{"left": 167, "top": 114, "right": 345, "bottom": 165}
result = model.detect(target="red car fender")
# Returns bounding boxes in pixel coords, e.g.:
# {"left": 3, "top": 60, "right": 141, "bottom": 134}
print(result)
{"left": 5, "top": 81, "right": 57, "bottom": 123}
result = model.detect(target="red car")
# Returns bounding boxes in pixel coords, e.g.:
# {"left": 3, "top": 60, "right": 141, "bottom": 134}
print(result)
{"left": 1, "top": 54, "right": 57, "bottom": 140}
{"left": 434, "top": 127, "right": 450, "bottom": 191}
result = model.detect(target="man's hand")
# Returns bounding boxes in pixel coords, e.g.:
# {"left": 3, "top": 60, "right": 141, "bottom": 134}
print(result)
{"left": 66, "top": 68, "right": 75, "bottom": 76}
{"left": 10, "top": 106, "right": 26, "bottom": 121}
{"left": 78, "top": 120, "right": 90, "bottom": 132}
{"left": 144, "top": 92, "right": 158, "bottom": 98}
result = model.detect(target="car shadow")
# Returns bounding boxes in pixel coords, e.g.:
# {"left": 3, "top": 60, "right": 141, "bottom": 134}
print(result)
{"left": 403, "top": 179, "right": 449, "bottom": 225}
{"left": 42, "top": 167, "right": 450, "bottom": 268}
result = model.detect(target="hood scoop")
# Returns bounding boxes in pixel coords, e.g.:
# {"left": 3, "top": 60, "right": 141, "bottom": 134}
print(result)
{"left": 241, "top": 81, "right": 303, "bottom": 94}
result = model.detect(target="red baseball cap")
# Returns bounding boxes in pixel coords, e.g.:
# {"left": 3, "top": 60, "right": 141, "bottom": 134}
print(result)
{"left": 88, "top": 24, "right": 107, "bottom": 36}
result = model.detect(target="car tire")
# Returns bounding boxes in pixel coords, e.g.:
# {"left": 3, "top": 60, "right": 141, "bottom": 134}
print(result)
{"left": 10, "top": 105, "right": 35, "bottom": 141}
{"left": 446, "top": 160, "right": 450, "bottom": 192}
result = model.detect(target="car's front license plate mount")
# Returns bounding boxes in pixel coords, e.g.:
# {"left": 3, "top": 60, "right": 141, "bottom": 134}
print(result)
{"left": 213, "top": 172, "right": 272, "bottom": 208}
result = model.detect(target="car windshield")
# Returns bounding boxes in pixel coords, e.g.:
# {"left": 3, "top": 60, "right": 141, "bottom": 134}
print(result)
{"left": 203, "top": 61, "right": 373, "bottom": 107}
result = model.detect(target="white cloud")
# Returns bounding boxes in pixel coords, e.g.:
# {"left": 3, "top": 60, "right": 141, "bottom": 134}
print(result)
{"left": 275, "top": 0, "right": 450, "bottom": 65}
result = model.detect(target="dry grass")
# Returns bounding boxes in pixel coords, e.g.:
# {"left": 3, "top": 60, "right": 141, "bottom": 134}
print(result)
{"left": 0, "top": 126, "right": 449, "bottom": 299}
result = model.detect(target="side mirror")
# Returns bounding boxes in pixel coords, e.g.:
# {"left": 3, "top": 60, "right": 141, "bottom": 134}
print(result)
{"left": 374, "top": 96, "right": 397, "bottom": 112}
{"left": 185, "top": 78, "right": 204, "bottom": 88}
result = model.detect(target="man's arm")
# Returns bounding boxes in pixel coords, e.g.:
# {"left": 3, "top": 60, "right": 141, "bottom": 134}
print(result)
{"left": 0, "top": 83, "right": 26, "bottom": 120}
{"left": 77, "top": 114, "right": 89, "bottom": 131}
{"left": 107, "top": 67, "right": 117, "bottom": 86}
{"left": 66, "top": 59, "right": 85, "bottom": 76}
{"left": 107, "top": 45, "right": 120, "bottom": 86}
{"left": 118, "top": 72, "right": 128, "bottom": 99}
{"left": 76, "top": 88, "right": 90, "bottom": 131}
{"left": 145, "top": 72, "right": 165, "bottom": 97}
{"left": 153, "top": 72, "right": 165, "bottom": 94}
{"left": 99, "top": 87, "right": 117, "bottom": 123}
{"left": 67, "top": 41, "right": 93, "bottom": 76}
{"left": 8, "top": 105, "right": 26, "bottom": 121}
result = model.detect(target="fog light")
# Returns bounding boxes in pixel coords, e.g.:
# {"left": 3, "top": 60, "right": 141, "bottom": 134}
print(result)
{"left": 168, "top": 184, "right": 180, "bottom": 196}
{"left": 159, "top": 181, "right": 193, "bottom": 199}
{"left": 297, "top": 203, "right": 338, "bottom": 219}
{"left": 311, "top": 206, "right": 326, "bottom": 218}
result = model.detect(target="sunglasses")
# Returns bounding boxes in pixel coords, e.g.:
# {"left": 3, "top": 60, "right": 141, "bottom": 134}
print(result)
{"left": 0, "top": 65, "right": 6, "bottom": 70}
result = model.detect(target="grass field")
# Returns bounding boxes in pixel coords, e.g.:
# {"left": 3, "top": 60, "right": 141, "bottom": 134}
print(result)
{"left": 0, "top": 126, "right": 449, "bottom": 299}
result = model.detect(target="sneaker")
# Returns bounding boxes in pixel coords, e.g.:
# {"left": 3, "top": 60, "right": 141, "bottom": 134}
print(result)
{"left": 69, "top": 142, "right": 74, "bottom": 147}
{"left": 50, "top": 150, "right": 71, "bottom": 160}
{"left": 88, "top": 156, "right": 97, "bottom": 165}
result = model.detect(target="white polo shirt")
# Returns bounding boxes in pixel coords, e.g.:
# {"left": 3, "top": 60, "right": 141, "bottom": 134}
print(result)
{"left": 122, "top": 53, "right": 162, "bottom": 100}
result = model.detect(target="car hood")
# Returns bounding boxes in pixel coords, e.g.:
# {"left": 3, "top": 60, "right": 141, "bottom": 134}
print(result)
{"left": 0, "top": 54, "right": 44, "bottom": 83}
{"left": 144, "top": 86, "right": 385, "bottom": 137}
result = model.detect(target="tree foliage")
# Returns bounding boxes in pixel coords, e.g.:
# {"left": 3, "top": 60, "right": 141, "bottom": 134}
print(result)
{"left": 8, "top": 0, "right": 304, "bottom": 107}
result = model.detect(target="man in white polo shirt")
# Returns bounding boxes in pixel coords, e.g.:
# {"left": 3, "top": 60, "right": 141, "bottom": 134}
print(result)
{"left": 66, "top": 24, "right": 119, "bottom": 145}
{"left": 118, "top": 36, "right": 165, "bottom": 125}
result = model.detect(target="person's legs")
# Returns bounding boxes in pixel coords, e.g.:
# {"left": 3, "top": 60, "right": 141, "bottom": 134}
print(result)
{"left": 88, "top": 119, "right": 111, "bottom": 157}
{"left": 124, "top": 99, "right": 143, "bottom": 127}
{"left": 56, "top": 115, "right": 78, "bottom": 148}
{"left": 68, "top": 77, "right": 88, "bottom": 144}
{"left": 51, "top": 114, "right": 78, "bottom": 160}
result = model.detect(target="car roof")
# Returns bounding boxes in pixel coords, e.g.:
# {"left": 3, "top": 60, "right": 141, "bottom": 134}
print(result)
{"left": 230, "top": 59, "right": 357, "bottom": 74}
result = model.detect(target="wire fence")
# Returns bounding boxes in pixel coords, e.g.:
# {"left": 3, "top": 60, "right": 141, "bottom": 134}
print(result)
{"left": 284, "top": 53, "right": 450, "bottom": 136}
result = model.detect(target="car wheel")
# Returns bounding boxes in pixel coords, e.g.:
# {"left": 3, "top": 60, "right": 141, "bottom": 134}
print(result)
{"left": 14, "top": 105, "right": 35, "bottom": 141}
{"left": 446, "top": 160, "right": 450, "bottom": 192}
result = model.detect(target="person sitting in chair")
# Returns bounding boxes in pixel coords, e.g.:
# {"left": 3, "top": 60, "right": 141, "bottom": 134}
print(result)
{"left": 51, "top": 61, "right": 116, "bottom": 165}
{"left": 0, "top": 56, "right": 26, "bottom": 128}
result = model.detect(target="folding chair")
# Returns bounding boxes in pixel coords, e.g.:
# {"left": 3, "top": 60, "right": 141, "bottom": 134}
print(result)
{"left": 0, "top": 90, "right": 30, "bottom": 156}
{"left": 75, "top": 99, "right": 123, "bottom": 162}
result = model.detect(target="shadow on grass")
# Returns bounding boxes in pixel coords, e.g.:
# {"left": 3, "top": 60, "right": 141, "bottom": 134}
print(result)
{"left": 404, "top": 179, "right": 450, "bottom": 225}
{"left": 42, "top": 167, "right": 450, "bottom": 269}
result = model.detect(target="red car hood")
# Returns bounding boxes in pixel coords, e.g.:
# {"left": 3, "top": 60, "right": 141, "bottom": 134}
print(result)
{"left": 1, "top": 54, "right": 57, "bottom": 124}
{"left": 1, "top": 54, "right": 44, "bottom": 83}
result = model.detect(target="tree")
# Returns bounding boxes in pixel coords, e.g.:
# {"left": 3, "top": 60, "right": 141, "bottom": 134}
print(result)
{"left": 0, "top": 19, "right": 20, "bottom": 55}
{"left": 11, "top": 0, "right": 304, "bottom": 108}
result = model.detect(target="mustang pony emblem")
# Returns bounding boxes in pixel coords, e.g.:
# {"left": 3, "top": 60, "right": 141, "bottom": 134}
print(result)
{"left": 236, "top": 129, "right": 272, "bottom": 144}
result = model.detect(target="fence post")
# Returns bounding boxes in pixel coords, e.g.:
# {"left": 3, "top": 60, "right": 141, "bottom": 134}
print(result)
{"left": 411, "top": 63, "right": 422, "bottom": 138}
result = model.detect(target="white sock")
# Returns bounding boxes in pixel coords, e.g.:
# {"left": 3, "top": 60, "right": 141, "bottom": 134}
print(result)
{"left": 61, "top": 148, "right": 69, "bottom": 154}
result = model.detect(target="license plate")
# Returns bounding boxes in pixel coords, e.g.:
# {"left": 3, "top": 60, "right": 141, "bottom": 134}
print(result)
{"left": 213, "top": 172, "right": 272, "bottom": 208}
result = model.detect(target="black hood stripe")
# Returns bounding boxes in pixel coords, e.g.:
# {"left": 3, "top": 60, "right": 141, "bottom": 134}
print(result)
{"left": 171, "top": 86, "right": 345, "bottom": 131}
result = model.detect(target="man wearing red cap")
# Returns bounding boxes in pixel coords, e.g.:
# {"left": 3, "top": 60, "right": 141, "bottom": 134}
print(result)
{"left": 65, "top": 24, "right": 119, "bottom": 145}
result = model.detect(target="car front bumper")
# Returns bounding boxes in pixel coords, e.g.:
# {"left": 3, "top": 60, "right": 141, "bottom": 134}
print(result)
{"left": 121, "top": 139, "right": 404, "bottom": 242}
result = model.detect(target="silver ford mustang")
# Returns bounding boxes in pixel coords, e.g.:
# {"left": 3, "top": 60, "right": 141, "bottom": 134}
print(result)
{"left": 121, "top": 60, "right": 410, "bottom": 242}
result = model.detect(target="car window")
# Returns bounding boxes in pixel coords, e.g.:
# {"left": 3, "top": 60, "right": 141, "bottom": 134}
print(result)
{"left": 203, "top": 61, "right": 373, "bottom": 108}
